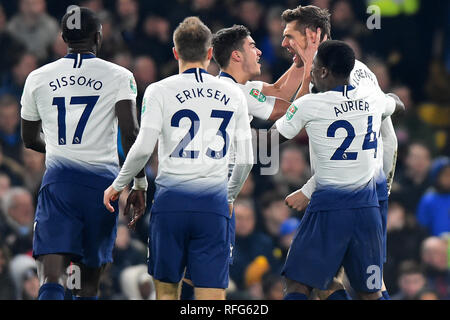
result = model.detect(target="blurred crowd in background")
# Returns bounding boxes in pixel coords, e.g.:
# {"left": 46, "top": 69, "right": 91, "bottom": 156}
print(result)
{"left": 0, "top": 0, "right": 448, "bottom": 300}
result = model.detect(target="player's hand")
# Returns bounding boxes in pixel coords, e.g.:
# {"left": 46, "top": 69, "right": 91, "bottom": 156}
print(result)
{"left": 104, "top": 185, "right": 121, "bottom": 213}
{"left": 285, "top": 189, "right": 309, "bottom": 212}
{"left": 228, "top": 203, "right": 234, "bottom": 218}
{"left": 124, "top": 189, "right": 147, "bottom": 230}
{"left": 297, "top": 28, "right": 327, "bottom": 67}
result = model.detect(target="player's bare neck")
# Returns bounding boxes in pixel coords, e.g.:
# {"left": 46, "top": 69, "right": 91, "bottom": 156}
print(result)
{"left": 223, "top": 64, "right": 250, "bottom": 84}
{"left": 179, "top": 61, "right": 208, "bottom": 74}
{"left": 67, "top": 44, "right": 97, "bottom": 56}
{"left": 324, "top": 77, "right": 350, "bottom": 92}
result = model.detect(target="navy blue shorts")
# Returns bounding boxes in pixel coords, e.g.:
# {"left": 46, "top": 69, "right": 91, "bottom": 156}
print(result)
{"left": 33, "top": 182, "right": 119, "bottom": 268}
{"left": 282, "top": 206, "right": 383, "bottom": 293}
{"left": 379, "top": 199, "right": 388, "bottom": 263}
{"left": 184, "top": 208, "right": 235, "bottom": 282}
{"left": 148, "top": 211, "right": 230, "bottom": 289}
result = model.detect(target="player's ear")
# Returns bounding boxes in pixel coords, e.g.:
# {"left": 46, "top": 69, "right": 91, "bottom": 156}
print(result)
{"left": 321, "top": 67, "right": 328, "bottom": 79}
{"left": 172, "top": 47, "right": 179, "bottom": 61}
{"left": 206, "top": 47, "right": 213, "bottom": 61}
{"left": 230, "top": 50, "right": 241, "bottom": 63}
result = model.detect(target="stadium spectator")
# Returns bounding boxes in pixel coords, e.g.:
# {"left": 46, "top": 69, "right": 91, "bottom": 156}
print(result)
{"left": 0, "top": 95, "right": 23, "bottom": 162}
{"left": 115, "top": 0, "right": 140, "bottom": 46}
{"left": 0, "top": 243, "right": 16, "bottom": 299}
{"left": 259, "top": 192, "right": 292, "bottom": 242}
{"left": 416, "top": 157, "right": 450, "bottom": 236}
{"left": 0, "top": 187, "right": 34, "bottom": 256}
{"left": 21, "top": 148, "right": 45, "bottom": 199}
{"left": 0, "top": 173, "right": 11, "bottom": 200}
{"left": 0, "top": 53, "right": 38, "bottom": 100}
{"left": 6, "top": 0, "right": 59, "bottom": 62}
{"left": 0, "top": 4, "right": 26, "bottom": 75}
{"left": 110, "top": 223, "right": 147, "bottom": 295}
{"left": 132, "top": 55, "right": 157, "bottom": 108}
{"left": 272, "top": 144, "right": 311, "bottom": 195}
{"left": 391, "top": 260, "right": 426, "bottom": 300}
{"left": 261, "top": 273, "right": 284, "bottom": 300}
{"left": 9, "top": 254, "right": 37, "bottom": 299}
{"left": 394, "top": 142, "right": 432, "bottom": 214}
{"left": 383, "top": 199, "right": 428, "bottom": 294}
{"left": 20, "top": 267, "right": 39, "bottom": 300}
{"left": 0, "top": 145, "right": 24, "bottom": 187}
{"left": 420, "top": 236, "right": 450, "bottom": 299}
{"left": 230, "top": 199, "right": 276, "bottom": 292}
{"left": 116, "top": 265, "right": 155, "bottom": 300}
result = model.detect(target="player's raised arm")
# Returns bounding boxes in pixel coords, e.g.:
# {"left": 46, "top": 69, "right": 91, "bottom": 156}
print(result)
{"left": 262, "top": 63, "right": 304, "bottom": 102}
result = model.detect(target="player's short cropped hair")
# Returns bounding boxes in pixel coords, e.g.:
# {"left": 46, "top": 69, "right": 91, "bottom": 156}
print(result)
{"left": 61, "top": 7, "right": 101, "bottom": 43}
{"left": 281, "top": 5, "right": 331, "bottom": 41}
{"left": 316, "top": 40, "right": 355, "bottom": 78}
{"left": 212, "top": 25, "right": 251, "bottom": 68}
{"left": 173, "top": 17, "right": 212, "bottom": 63}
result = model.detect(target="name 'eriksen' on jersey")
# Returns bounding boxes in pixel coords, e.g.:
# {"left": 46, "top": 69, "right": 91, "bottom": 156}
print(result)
{"left": 49, "top": 75, "right": 103, "bottom": 92}
{"left": 334, "top": 99, "right": 370, "bottom": 117}
{"left": 175, "top": 87, "right": 230, "bottom": 106}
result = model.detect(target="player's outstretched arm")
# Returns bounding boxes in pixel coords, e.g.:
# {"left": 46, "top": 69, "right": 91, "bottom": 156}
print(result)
{"left": 21, "top": 119, "right": 46, "bottom": 153}
{"left": 262, "top": 63, "right": 304, "bottom": 102}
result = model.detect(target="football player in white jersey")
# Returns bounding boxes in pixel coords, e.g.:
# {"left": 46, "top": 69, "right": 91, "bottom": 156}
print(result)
{"left": 271, "top": 40, "right": 404, "bottom": 300}
{"left": 20, "top": 7, "right": 145, "bottom": 300}
{"left": 178, "top": 23, "right": 323, "bottom": 300}
{"left": 280, "top": 5, "right": 399, "bottom": 300}
{"left": 103, "top": 17, "right": 253, "bottom": 300}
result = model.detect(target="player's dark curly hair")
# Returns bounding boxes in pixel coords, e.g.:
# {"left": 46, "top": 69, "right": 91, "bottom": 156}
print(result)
{"left": 316, "top": 40, "right": 355, "bottom": 78}
{"left": 282, "top": 5, "right": 331, "bottom": 41}
{"left": 61, "top": 7, "right": 101, "bottom": 44}
{"left": 212, "top": 25, "right": 250, "bottom": 68}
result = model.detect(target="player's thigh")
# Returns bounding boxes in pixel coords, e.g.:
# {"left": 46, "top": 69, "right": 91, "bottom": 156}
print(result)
{"left": 342, "top": 206, "right": 383, "bottom": 293}
{"left": 148, "top": 211, "right": 189, "bottom": 284}
{"left": 187, "top": 212, "right": 230, "bottom": 289}
{"left": 80, "top": 186, "right": 119, "bottom": 268}
{"left": 33, "top": 183, "right": 84, "bottom": 260}
{"left": 282, "top": 208, "right": 353, "bottom": 291}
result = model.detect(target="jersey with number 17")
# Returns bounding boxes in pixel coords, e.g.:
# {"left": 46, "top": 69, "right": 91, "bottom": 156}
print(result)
{"left": 20, "top": 53, "right": 137, "bottom": 189}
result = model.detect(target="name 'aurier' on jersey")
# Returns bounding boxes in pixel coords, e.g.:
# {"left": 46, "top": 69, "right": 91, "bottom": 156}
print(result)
{"left": 20, "top": 53, "right": 137, "bottom": 190}
{"left": 276, "top": 84, "right": 396, "bottom": 212}
{"left": 140, "top": 68, "right": 252, "bottom": 217}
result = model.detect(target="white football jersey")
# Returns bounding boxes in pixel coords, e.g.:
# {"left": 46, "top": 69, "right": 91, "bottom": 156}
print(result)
{"left": 276, "top": 84, "right": 395, "bottom": 210}
{"left": 21, "top": 53, "right": 137, "bottom": 187}
{"left": 140, "top": 68, "right": 253, "bottom": 216}
{"left": 218, "top": 72, "right": 275, "bottom": 121}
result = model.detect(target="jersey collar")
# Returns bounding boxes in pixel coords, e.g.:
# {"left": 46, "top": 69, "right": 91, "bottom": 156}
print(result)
{"left": 330, "top": 84, "right": 355, "bottom": 93}
{"left": 183, "top": 68, "right": 208, "bottom": 83}
{"left": 64, "top": 53, "right": 96, "bottom": 59}
{"left": 218, "top": 71, "right": 238, "bottom": 83}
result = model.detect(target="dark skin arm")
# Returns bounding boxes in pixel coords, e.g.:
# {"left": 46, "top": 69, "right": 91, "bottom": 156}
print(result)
{"left": 21, "top": 119, "right": 46, "bottom": 153}
{"left": 386, "top": 93, "right": 405, "bottom": 114}
{"left": 266, "top": 123, "right": 289, "bottom": 153}
{"left": 115, "top": 99, "right": 146, "bottom": 230}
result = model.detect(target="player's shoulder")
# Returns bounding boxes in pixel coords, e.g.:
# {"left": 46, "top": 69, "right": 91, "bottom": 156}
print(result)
{"left": 209, "top": 74, "right": 246, "bottom": 98}
{"left": 93, "top": 58, "right": 134, "bottom": 77}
